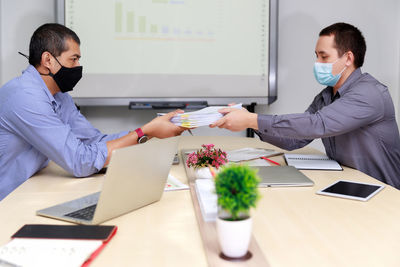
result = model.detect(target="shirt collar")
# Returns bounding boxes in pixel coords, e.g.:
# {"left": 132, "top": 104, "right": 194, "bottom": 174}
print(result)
{"left": 24, "top": 65, "right": 58, "bottom": 108}
{"left": 321, "top": 68, "right": 362, "bottom": 104}
{"left": 337, "top": 68, "right": 362, "bottom": 95}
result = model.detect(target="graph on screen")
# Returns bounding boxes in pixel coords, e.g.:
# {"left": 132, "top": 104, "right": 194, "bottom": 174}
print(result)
{"left": 113, "top": 0, "right": 217, "bottom": 41}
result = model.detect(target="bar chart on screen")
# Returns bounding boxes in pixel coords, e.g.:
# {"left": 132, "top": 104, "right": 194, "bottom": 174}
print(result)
{"left": 113, "top": 0, "right": 219, "bottom": 42}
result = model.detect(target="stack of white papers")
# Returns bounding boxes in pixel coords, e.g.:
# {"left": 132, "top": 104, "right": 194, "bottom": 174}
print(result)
{"left": 159, "top": 104, "right": 242, "bottom": 128}
{"left": 164, "top": 174, "right": 189, "bottom": 191}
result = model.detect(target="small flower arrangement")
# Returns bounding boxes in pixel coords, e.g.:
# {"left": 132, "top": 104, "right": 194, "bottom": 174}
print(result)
{"left": 186, "top": 144, "right": 228, "bottom": 169}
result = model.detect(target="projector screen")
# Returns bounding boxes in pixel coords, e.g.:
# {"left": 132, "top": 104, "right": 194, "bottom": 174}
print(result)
{"left": 56, "top": 0, "right": 277, "bottom": 106}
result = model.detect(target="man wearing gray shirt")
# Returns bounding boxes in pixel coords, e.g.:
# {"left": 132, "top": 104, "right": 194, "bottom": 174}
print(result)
{"left": 210, "top": 22, "right": 400, "bottom": 189}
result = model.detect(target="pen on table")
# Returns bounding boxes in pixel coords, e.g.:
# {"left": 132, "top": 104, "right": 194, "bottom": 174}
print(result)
{"left": 188, "top": 129, "right": 194, "bottom": 136}
{"left": 261, "top": 156, "right": 281, "bottom": 166}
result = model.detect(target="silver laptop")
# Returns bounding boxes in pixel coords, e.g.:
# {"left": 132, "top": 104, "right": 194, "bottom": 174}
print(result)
{"left": 254, "top": 166, "right": 314, "bottom": 187}
{"left": 37, "top": 136, "right": 180, "bottom": 225}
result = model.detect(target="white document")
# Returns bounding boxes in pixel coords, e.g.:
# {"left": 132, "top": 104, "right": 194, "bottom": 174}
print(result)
{"left": 227, "top": 148, "right": 281, "bottom": 162}
{"left": 284, "top": 154, "right": 343, "bottom": 171}
{"left": 159, "top": 104, "right": 242, "bottom": 128}
{"left": 0, "top": 238, "right": 102, "bottom": 267}
{"left": 195, "top": 179, "right": 217, "bottom": 222}
{"left": 245, "top": 158, "right": 271, "bottom": 167}
{"left": 164, "top": 174, "right": 189, "bottom": 191}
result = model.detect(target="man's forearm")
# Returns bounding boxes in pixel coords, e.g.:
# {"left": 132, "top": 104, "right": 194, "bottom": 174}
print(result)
{"left": 104, "top": 131, "right": 139, "bottom": 166}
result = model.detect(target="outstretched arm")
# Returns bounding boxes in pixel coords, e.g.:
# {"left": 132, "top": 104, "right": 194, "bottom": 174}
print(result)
{"left": 104, "top": 110, "right": 185, "bottom": 166}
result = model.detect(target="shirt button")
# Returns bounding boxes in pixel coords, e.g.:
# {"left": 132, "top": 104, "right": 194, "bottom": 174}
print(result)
{"left": 264, "top": 129, "right": 268, "bottom": 133}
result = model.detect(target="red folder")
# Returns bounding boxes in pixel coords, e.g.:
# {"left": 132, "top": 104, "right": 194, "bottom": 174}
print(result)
{"left": 11, "top": 224, "right": 118, "bottom": 267}
{"left": 82, "top": 226, "right": 117, "bottom": 266}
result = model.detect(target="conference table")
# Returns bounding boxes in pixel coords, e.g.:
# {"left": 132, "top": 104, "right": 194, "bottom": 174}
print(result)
{"left": 1, "top": 136, "right": 400, "bottom": 267}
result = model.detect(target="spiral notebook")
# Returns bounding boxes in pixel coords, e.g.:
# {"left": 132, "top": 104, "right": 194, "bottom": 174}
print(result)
{"left": 284, "top": 154, "right": 343, "bottom": 171}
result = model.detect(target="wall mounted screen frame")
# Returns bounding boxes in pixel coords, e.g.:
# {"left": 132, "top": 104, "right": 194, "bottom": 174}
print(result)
{"left": 56, "top": 0, "right": 278, "bottom": 106}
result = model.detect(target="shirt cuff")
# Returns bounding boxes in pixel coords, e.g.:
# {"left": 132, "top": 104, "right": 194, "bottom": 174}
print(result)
{"left": 94, "top": 141, "right": 108, "bottom": 171}
{"left": 257, "top": 114, "right": 274, "bottom": 135}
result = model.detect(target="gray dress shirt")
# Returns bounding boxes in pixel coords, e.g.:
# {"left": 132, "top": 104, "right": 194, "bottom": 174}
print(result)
{"left": 256, "top": 68, "right": 400, "bottom": 189}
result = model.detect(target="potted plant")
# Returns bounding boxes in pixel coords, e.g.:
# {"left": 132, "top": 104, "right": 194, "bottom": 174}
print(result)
{"left": 214, "top": 164, "right": 261, "bottom": 258}
{"left": 186, "top": 144, "right": 228, "bottom": 179}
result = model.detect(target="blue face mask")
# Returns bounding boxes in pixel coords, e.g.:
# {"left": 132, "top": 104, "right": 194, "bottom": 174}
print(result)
{"left": 313, "top": 56, "right": 347, "bottom": 87}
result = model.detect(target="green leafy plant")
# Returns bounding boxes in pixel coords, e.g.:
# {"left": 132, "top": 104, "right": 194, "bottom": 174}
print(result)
{"left": 214, "top": 164, "right": 261, "bottom": 221}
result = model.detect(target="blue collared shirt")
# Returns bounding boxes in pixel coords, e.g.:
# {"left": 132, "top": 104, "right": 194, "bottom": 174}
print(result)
{"left": 0, "top": 65, "right": 128, "bottom": 200}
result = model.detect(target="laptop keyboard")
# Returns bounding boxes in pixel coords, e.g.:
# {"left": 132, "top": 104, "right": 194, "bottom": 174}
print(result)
{"left": 64, "top": 204, "right": 97, "bottom": 220}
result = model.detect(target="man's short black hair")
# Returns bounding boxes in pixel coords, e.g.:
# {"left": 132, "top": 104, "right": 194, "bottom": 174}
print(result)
{"left": 319, "top": 22, "right": 366, "bottom": 68}
{"left": 29, "top": 23, "right": 80, "bottom": 67}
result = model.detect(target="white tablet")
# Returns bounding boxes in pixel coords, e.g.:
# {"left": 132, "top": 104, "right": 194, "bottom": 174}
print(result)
{"left": 316, "top": 180, "right": 385, "bottom": 201}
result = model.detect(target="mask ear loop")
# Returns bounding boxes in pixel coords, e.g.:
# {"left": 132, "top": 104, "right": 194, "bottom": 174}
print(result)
{"left": 41, "top": 54, "right": 65, "bottom": 77}
{"left": 52, "top": 55, "right": 64, "bottom": 67}
{"left": 41, "top": 52, "right": 60, "bottom": 77}
{"left": 18, "top": 52, "right": 29, "bottom": 59}
{"left": 38, "top": 70, "right": 55, "bottom": 77}
{"left": 337, "top": 52, "right": 349, "bottom": 75}
{"left": 44, "top": 54, "right": 65, "bottom": 77}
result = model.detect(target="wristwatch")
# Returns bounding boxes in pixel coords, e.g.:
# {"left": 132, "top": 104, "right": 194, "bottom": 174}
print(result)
{"left": 134, "top": 128, "right": 148, "bottom": 144}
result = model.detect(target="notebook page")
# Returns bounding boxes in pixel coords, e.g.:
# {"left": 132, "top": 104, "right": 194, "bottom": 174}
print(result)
{"left": 0, "top": 238, "right": 102, "bottom": 267}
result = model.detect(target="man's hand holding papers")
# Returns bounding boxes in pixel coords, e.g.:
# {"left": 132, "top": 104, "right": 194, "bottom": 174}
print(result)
{"left": 159, "top": 104, "right": 242, "bottom": 128}
{"left": 210, "top": 106, "right": 259, "bottom": 131}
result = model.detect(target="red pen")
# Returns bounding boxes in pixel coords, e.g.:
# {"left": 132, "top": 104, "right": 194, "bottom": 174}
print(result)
{"left": 261, "top": 156, "right": 281, "bottom": 166}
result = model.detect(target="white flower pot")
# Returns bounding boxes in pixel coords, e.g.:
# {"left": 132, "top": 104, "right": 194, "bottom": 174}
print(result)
{"left": 216, "top": 216, "right": 252, "bottom": 258}
{"left": 194, "top": 167, "right": 214, "bottom": 179}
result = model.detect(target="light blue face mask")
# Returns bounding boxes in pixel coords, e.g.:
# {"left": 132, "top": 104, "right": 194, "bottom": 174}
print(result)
{"left": 313, "top": 56, "right": 347, "bottom": 87}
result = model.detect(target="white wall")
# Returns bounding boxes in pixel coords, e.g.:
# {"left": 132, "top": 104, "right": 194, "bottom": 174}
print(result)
{"left": 271, "top": 0, "right": 400, "bottom": 115}
{"left": 0, "top": 0, "right": 55, "bottom": 82}
{"left": 1, "top": 0, "right": 400, "bottom": 150}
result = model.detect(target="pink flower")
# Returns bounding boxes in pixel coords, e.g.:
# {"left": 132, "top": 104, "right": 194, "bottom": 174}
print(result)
{"left": 186, "top": 144, "right": 228, "bottom": 169}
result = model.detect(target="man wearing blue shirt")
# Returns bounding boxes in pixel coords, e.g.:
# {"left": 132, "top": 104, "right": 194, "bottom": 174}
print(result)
{"left": 211, "top": 22, "right": 400, "bottom": 189}
{"left": 0, "top": 23, "right": 184, "bottom": 200}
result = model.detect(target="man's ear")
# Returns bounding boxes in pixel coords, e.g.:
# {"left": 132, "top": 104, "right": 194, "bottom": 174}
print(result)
{"left": 345, "top": 51, "right": 355, "bottom": 67}
{"left": 41, "top": 52, "right": 53, "bottom": 69}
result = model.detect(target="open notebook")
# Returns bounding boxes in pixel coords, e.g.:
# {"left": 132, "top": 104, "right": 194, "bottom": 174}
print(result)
{"left": 284, "top": 154, "right": 342, "bottom": 171}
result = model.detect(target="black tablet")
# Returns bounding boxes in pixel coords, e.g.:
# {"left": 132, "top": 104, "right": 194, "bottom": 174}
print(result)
{"left": 12, "top": 224, "right": 117, "bottom": 240}
{"left": 316, "top": 180, "right": 385, "bottom": 201}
